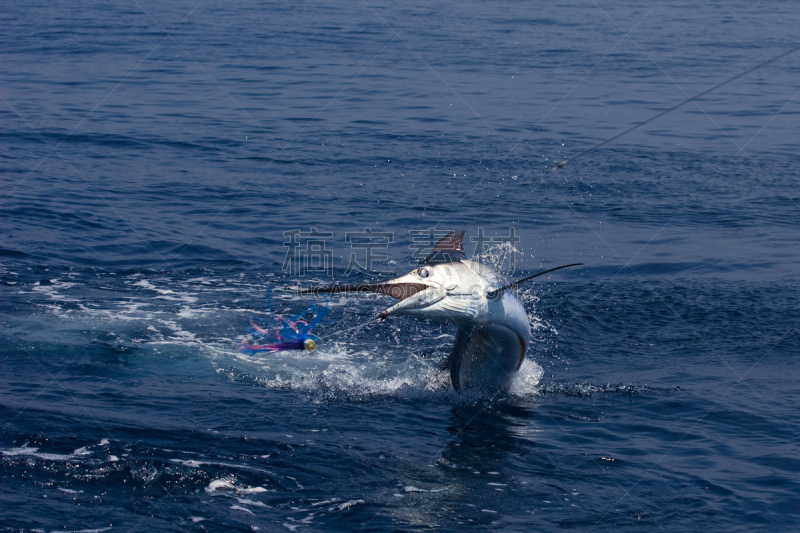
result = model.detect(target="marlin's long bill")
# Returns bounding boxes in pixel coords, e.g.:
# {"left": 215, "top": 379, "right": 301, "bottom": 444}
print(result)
{"left": 296, "top": 283, "right": 429, "bottom": 300}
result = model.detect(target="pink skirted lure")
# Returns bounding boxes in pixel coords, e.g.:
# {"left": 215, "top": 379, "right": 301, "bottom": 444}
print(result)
{"left": 240, "top": 302, "right": 328, "bottom": 353}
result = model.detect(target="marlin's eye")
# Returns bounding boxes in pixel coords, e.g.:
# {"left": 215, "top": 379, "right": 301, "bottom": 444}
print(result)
{"left": 418, "top": 267, "right": 431, "bottom": 278}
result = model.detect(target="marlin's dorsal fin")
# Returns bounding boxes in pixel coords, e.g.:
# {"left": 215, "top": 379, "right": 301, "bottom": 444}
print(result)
{"left": 419, "top": 230, "right": 466, "bottom": 265}
{"left": 487, "top": 263, "right": 583, "bottom": 297}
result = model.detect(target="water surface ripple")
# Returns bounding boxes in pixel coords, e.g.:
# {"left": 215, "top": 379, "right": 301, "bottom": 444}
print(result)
{"left": 2, "top": 1, "right": 799, "bottom": 531}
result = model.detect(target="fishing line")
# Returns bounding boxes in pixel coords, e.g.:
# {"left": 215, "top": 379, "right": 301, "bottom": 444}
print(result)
{"left": 549, "top": 42, "right": 800, "bottom": 171}
{"left": 322, "top": 318, "right": 376, "bottom": 340}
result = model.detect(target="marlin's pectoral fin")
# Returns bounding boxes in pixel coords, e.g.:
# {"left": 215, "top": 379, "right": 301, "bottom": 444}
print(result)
{"left": 448, "top": 325, "right": 525, "bottom": 394}
{"left": 443, "top": 325, "right": 473, "bottom": 376}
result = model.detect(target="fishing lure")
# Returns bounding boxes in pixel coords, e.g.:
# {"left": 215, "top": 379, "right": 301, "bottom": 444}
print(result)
{"left": 240, "top": 300, "right": 328, "bottom": 353}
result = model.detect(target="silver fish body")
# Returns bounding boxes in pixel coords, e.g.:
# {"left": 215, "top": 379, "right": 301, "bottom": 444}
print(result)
{"left": 301, "top": 258, "right": 530, "bottom": 395}
{"left": 379, "top": 259, "right": 529, "bottom": 394}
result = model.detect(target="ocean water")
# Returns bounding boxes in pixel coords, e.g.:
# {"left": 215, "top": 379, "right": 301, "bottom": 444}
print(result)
{"left": 2, "top": 1, "right": 799, "bottom": 531}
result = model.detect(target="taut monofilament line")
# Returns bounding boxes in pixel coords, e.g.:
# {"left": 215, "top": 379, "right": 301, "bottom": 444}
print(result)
{"left": 549, "top": 43, "right": 800, "bottom": 172}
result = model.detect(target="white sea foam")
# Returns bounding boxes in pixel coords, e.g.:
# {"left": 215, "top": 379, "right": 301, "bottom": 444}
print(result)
{"left": 404, "top": 486, "right": 444, "bottom": 493}
{"left": 508, "top": 359, "right": 545, "bottom": 399}
{"left": 220, "top": 335, "right": 545, "bottom": 402}
{"left": 56, "top": 527, "right": 111, "bottom": 533}
{"left": 176, "top": 307, "right": 213, "bottom": 319}
{"left": 205, "top": 477, "right": 270, "bottom": 495}
{"left": 30, "top": 280, "right": 79, "bottom": 306}
{"left": 311, "top": 498, "right": 339, "bottom": 506}
{"left": 236, "top": 497, "right": 268, "bottom": 507}
{"left": 186, "top": 277, "right": 215, "bottom": 284}
{"left": 172, "top": 459, "right": 275, "bottom": 476}
{"left": 172, "top": 459, "right": 205, "bottom": 468}
{"left": 206, "top": 478, "right": 236, "bottom": 493}
{"left": 23, "top": 271, "right": 545, "bottom": 402}
{"left": 239, "top": 486, "right": 269, "bottom": 494}
{"left": 2, "top": 446, "right": 75, "bottom": 461}
{"left": 337, "top": 499, "right": 364, "bottom": 510}
{"left": 154, "top": 293, "right": 198, "bottom": 304}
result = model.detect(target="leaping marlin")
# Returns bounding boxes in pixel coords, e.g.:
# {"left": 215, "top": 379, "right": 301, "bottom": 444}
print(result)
{"left": 298, "top": 231, "right": 581, "bottom": 395}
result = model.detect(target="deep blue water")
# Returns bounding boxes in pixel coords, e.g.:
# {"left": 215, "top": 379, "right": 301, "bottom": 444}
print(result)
{"left": 2, "top": 1, "right": 799, "bottom": 531}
